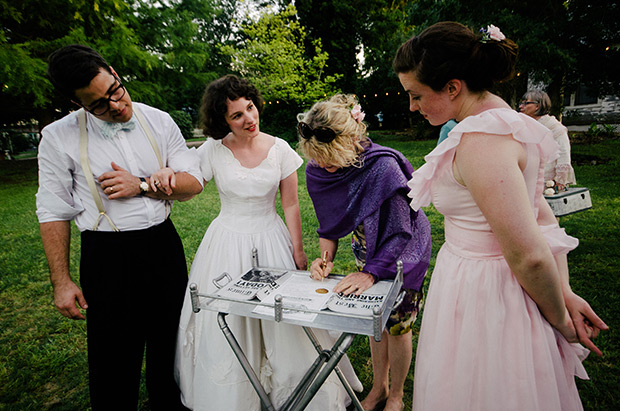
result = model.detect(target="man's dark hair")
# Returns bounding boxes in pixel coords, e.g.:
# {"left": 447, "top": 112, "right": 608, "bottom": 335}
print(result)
{"left": 47, "top": 44, "right": 112, "bottom": 101}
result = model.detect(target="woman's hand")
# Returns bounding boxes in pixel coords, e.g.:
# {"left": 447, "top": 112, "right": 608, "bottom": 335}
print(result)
{"left": 565, "top": 291, "right": 608, "bottom": 356}
{"left": 333, "top": 272, "right": 375, "bottom": 296}
{"left": 553, "top": 308, "right": 579, "bottom": 344}
{"left": 294, "top": 249, "right": 308, "bottom": 270}
{"left": 309, "top": 257, "right": 333, "bottom": 281}
{"left": 149, "top": 167, "right": 176, "bottom": 195}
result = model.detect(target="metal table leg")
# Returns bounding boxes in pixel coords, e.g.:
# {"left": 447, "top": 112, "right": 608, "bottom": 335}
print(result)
{"left": 217, "top": 313, "right": 361, "bottom": 411}
{"left": 302, "top": 327, "right": 364, "bottom": 411}
{"left": 217, "top": 313, "right": 276, "bottom": 411}
{"left": 292, "top": 332, "right": 357, "bottom": 411}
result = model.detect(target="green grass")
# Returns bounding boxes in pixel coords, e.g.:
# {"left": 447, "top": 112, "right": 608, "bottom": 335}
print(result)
{"left": 1, "top": 135, "right": 618, "bottom": 410}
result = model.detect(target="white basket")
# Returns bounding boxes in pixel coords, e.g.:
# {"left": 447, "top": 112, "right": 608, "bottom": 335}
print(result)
{"left": 544, "top": 187, "right": 592, "bottom": 217}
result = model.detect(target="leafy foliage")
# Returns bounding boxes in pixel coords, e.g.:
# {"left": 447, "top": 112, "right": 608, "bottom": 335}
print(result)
{"left": 1, "top": 0, "right": 618, "bottom": 133}
{"left": 0, "top": 0, "right": 231, "bottom": 128}
{"left": 401, "top": 0, "right": 620, "bottom": 114}
{"left": 223, "top": 4, "right": 339, "bottom": 106}
{"left": 564, "top": 0, "right": 620, "bottom": 96}
{"left": 170, "top": 110, "right": 195, "bottom": 140}
{"left": 295, "top": 0, "right": 415, "bottom": 128}
{"left": 222, "top": 4, "right": 340, "bottom": 141}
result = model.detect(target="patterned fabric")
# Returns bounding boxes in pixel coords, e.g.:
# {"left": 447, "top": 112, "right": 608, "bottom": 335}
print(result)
{"left": 386, "top": 288, "right": 424, "bottom": 336}
{"left": 306, "top": 140, "right": 431, "bottom": 291}
{"left": 353, "top": 222, "right": 424, "bottom": 335}
{"left": 99, "top": 117, "right": 136, "bottom": 139}
{"left": 351, "top": 224, "right": 367, "bottom": 269}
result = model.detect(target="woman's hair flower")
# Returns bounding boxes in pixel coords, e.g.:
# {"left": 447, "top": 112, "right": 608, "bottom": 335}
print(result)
{"left": 480, "top": 24, "right": 506, "bottom": 43}
{"left": 350, "top": 104, "right": 365, "bottom": 123}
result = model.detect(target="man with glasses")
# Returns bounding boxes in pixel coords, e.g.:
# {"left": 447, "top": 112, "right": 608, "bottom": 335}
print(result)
{"left": 36, "top": 44, "right": 202, "bottom": 410}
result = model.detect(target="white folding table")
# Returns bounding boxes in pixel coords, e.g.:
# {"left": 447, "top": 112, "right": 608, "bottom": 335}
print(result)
{"left": 189, "top": 250, "right": 404, "bottom": 411}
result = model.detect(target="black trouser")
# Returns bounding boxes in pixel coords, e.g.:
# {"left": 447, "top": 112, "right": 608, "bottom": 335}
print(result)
{"left": 80, "top": 219, "right": 188, "bottom": 410}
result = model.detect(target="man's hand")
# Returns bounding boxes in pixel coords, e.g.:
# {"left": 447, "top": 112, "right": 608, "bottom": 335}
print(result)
{"left": 99, "top": 162, "right": 141, "bottom": 199}
{"left": 53, "top": 279, "right": 88, "bottom": 320}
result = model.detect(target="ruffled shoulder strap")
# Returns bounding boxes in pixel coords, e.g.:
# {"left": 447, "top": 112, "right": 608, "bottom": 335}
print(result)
{"left": 407, "top": 108, "right": 558, "bottom": 210}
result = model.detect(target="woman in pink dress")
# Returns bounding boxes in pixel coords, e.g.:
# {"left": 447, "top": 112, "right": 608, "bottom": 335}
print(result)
{"left": 393, "top": 22, "right": 608, "bottom": 410}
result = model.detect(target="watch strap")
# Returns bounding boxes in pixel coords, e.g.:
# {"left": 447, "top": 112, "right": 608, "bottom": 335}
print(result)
{"left": 139, "top": 177, "right": 148, "bottom": 195}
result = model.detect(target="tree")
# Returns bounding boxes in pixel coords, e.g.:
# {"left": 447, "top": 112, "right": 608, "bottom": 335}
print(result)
{"left": 403, "top": 0, "right": 620, "bottom": 116}
{"left": 295, "top": 0, "right": 413, "bottom": 128}
{"left": 222, "top": 4, "right": 340, "bottom": 140}
{"left": 564, "top": 0, "right": 620, "bottom": 97}
{"left": 129, "top": 0, "right": 236, "bottom": 118}
{"left": 0, "top": 0, "right": 230, "bottom": 131}
{"left": 1, "top": 0, "right": 145, "bottom": 127}
{"left": 295, "top": 0, "right": 362, "bottom": 93}
{"left": 354, "top": 1, "right": 413, "bottom": 129}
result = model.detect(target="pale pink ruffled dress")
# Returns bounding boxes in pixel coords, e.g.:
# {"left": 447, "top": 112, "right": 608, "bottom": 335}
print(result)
{"left": 408, "top": 109, "right": 589, "bottom": 411}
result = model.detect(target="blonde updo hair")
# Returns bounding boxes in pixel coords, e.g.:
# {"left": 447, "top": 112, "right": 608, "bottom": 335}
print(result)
{"left": 298, "top": 94, "right": 369, "bottom": 169}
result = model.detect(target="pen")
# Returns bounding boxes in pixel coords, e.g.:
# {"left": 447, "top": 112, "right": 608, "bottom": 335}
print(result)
{"left": 321, "top": 250, "right": 328, "bottom": 281}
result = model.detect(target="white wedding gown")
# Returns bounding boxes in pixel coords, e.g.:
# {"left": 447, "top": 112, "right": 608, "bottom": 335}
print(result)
{"left": 175, "top": 137, "right": 362, "bottom": 410}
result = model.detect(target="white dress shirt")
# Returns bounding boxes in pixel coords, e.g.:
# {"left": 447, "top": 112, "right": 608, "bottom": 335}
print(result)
{"left": 36, "top": 102, "right": 202, "bottom": 232}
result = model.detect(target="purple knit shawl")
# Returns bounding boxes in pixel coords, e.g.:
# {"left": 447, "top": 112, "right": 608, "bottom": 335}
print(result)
{"left": 305, "top": 141, "right": 431, "bottom": 290}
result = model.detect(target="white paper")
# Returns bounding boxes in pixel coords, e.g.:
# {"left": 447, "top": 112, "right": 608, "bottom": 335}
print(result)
{"left": 253, "top": 274, "right": 340, "bottom": 321}
{"left": 326, "top": 281, "right": 393, "bottom": 315}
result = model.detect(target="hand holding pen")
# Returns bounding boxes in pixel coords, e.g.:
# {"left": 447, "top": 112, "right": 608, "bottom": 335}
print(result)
{"left": 321, "top": 251, "right": 328, "bottom": 281}
{"left": 310, "top": 250, "right": 332, "bottom": 281}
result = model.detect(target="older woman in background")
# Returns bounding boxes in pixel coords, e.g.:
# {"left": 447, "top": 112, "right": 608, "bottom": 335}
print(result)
{"left": 519, "top": 89, "right": 576, "bottom": 192}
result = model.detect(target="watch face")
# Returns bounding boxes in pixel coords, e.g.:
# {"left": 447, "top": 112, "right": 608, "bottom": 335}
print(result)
{"left": 140, "top": 181, "right": 149, "bottom": 192}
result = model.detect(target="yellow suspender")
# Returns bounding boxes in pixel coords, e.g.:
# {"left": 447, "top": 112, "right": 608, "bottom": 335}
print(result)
{"left": 78, "top": 107, "right": 167, "bottom": 231}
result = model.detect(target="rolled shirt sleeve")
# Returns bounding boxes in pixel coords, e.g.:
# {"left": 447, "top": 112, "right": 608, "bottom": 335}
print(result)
{"left": 36, "top": 127, "right": 85, "bottom": 223}
{"left": 162, "top": 112, "right": 203, "bottom": 186}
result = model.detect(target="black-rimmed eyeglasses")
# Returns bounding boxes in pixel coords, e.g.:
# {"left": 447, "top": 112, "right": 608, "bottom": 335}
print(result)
{"left": 297, "top": 122, "right": 338, "bottom": 143}
{"left": 519, "top": 100, "right": 538, "bottom": 106}
{"left": 83, "top": 75, "right": 126, "bottom": 116}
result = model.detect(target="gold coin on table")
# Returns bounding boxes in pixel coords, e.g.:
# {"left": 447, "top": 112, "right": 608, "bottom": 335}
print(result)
{"left": 315, "top": 288, "right": 329, "bottom": 294}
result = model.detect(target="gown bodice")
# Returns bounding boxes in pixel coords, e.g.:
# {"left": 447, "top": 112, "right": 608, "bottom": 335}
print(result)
{"left": 409, "top": 108, "right": 576, "bottom": 258}
{"left": 197, "top": 137, "right": 301, "bottom": 233}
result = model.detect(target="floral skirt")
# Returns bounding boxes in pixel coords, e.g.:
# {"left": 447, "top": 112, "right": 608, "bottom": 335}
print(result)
{"left": 352, "top": 226, "right": 423, "bottom": 336}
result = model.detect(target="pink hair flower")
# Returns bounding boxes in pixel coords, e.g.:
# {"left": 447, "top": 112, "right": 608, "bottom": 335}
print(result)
{"left": 351, "top": 104, "right": 366, "bottom": 123}
{"left": 487, "top": 25, "right": 506, "bottom": 41}
{"left": 480, "top": 24, "right": 506, "bottom": 43}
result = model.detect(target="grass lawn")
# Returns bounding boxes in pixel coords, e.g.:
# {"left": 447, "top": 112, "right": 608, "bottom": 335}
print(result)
{"left": 1, "top": 133, "right": 618, "bottom": 410}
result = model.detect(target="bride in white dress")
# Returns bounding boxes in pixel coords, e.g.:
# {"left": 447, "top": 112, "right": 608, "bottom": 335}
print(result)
{"left": 175, "top": 75, "right": 361, "bottom": 410}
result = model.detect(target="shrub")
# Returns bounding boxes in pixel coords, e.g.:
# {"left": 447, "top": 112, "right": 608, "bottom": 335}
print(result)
{"left": 261, "top": 102, "right": 301, "bottom": 144}
{"left": 0, "top": 130, "right": 39, "bottom": 156}
{"left": 170, "top": 110, "right": 194, "bottom": 140}
{"left": 586, "top": 123, "right": 617, "bottom": 140}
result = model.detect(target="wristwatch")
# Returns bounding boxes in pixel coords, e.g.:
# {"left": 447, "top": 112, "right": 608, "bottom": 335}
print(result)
{"left": 139, "top": 177, "right": 149, "bottom": 195}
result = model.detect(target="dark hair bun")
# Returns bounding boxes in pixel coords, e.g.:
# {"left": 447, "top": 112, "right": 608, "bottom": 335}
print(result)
{"left": 393, "top": 21, "right": 518, "bottom": 92}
